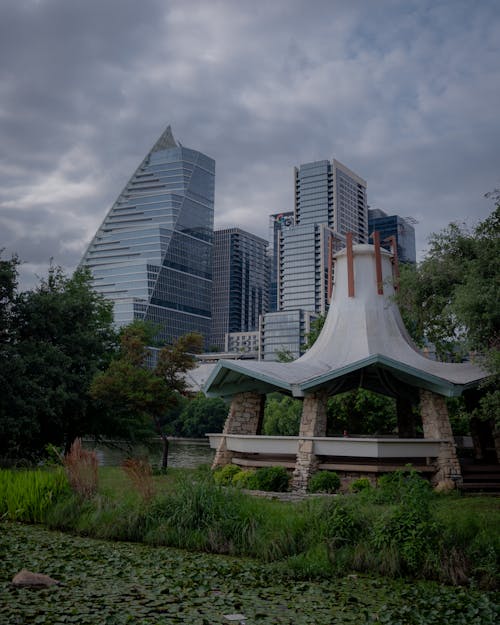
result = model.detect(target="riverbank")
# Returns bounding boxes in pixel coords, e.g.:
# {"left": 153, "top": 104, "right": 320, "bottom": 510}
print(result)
{"left": 1, "top": 522, "right": 498, "bottom": 625}
{"left": 1, "top": 465, "right": 499, "bottom": 591}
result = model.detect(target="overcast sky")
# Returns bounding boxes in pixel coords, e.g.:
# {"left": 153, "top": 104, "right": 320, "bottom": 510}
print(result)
{"left": 1, "top": 0, "right": 499, "bottom": 290}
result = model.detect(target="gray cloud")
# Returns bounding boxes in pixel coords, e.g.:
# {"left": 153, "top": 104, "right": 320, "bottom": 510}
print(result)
{"left": 0, "top": 0, "right": 499, "bottom": 289}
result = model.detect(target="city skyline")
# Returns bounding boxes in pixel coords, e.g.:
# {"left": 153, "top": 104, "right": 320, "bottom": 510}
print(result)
{"left": 1, "top": 0, "right": 499, "bottom": 290}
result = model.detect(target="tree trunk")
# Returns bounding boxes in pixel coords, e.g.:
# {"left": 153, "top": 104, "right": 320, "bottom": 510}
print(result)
{"left": 160, "top": 432, "right": 169, "bottom": 469}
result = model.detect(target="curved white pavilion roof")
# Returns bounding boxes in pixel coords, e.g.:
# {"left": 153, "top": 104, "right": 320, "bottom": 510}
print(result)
{"left": 204, "top": 243, "right": 487, "bottom": 399}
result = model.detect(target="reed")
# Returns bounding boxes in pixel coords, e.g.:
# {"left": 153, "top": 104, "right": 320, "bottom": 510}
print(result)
{"left": 0, "top": 468, "right": 68, "bottom": 523}
{"left": 122, "top": 457, "right": 156, "bottom": 502}
{"left": 63, "top": 438, "right": 98, "bottom": 500}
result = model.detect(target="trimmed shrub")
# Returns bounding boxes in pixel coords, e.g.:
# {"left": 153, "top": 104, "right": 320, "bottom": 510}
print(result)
{"left": 308, "top": 471, "right": 340, "bottom": 494}
{"left": 213, "top": 464, "right": 241, "bottom": 485}
{"left": 349, "top": 477, "right": 372, "bottom": 493}
{"left": 232, "top": 469, "right": 256, "bottom": 489}
{"left": 251, "top": 466, "right": 290, "bottom": 492}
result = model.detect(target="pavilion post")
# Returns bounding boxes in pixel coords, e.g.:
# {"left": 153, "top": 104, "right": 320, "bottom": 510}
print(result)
{"left": 212, "top": 392, "right": 265, "bottom": 469}
{"left": 420, "top": 389, "right": 462, "bottom": 488}
{"left": 292, "top": 391, "right": 328, "bottom": 491}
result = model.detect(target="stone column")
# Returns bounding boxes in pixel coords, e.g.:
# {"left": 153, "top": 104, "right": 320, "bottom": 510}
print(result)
{"left": 419, "top": 389, "right": 462, "bottom": 488}
{"left": 291, "top": 391, "right": 328, "bottom": 491}
{"left": 212, "top": 392, "right": 264, "bottom": 469}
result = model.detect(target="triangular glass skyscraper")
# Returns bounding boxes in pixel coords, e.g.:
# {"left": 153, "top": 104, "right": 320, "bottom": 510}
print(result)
{"left": 80, "top": 126, "right": 215, "bottom": 344}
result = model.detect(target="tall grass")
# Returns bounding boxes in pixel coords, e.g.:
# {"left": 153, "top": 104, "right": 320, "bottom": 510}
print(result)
{"left": 63, "top": 438, "right": 98, "bottom": 499}
{"left": 0, "top": 468, "right": 68, "bottom": 523}
{"left": 3, "top": 465, "right": 498, "bottom": 588}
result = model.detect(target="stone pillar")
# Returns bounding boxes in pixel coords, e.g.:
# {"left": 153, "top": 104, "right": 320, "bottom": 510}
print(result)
{"left": 291, "top": 391, "right": 328, "bottom": 491}
{"left": 419, "top": 389, "right": 462, "bottom": 488}
{"left": 212, "top": 392, "right": 264, "bottom": 469}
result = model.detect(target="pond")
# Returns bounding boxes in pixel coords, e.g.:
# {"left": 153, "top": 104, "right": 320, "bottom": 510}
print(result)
{"left": 83, "top": 438, "right": 214, "bottom": 468}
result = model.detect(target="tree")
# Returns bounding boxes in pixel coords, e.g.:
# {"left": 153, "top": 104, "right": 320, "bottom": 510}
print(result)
{"left": 0, "top": 262, "right": 117, "bottom": 461}
{"left": 327, "top": 389, "right": 397, "bottom": 436}
{"left": 90, "top": 324, "right": 203, "bottom": 468}
{"left": 397, "top": 201, "right": 499, "bottom": 360}
{"left": 304, "top": 315, "right": 326, "bottom": 351}
{"left": 397, "top": 198, "right": 500, "bottom": 427}
{"left": 262, "top": 394, "right": 302, "bottom": 435}
{"left": 174, "top": 393, "right": 228, "bottom": 438}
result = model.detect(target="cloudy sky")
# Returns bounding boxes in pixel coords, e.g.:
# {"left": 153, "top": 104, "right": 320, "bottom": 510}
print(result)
{"left": 1, "top": 0, "right": 499, "bottom": 289}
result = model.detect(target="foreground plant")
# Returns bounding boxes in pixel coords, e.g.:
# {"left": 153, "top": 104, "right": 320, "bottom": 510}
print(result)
{"left": 63, "top": 438, "right": 98, "bottom": 500}
{"left": 1, "top": 522, "right": 498, "bottom": 625}
{"left": 122, "top": 457, "right": 156, "bottom": 502}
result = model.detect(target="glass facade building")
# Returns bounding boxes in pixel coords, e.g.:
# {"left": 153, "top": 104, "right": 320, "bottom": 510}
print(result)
{"left": 278, "top": 158, "right": 367, "bottom": 313}
{"left": 80, "top": 126, "right": 215, "bottom": 345}
{"left": 368, "top": 209, "right": 416, "bottom": 264}
{"left": 259, "top": 309, "right": 317, "bottom": 361}
{"left": 210, "top": 228, "right": 269, "bottom": 351}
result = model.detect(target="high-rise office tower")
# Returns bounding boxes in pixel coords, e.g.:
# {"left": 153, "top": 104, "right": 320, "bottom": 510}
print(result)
{"left": 80, "top": 126, "right": 215, "bottom": 345}
{"left": 210, "top": 228, "right": 269, "bottom": 351}
{"left": 261, "top": 158, "right": 367, "bottom": 360}
{"left": 279, "top": 159, "right": 367, "bottom": 313}
{"left": 268, "top": 211, "right": 294, "bottom": 312}
{"left": 368, "top": 209, "right": 416, "bottom": 264}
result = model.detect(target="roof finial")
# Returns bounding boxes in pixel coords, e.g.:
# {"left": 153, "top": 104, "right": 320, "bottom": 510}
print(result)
{"left": 152, "top": 125, "right": 178, "bottom": 152}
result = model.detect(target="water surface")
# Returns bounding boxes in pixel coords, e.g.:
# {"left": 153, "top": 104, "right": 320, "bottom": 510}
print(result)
{"left": 83, "top": 438, "right": 214, "bottom": 468}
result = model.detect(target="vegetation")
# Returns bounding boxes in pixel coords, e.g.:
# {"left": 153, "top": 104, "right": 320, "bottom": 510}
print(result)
{"left": 0, "top": 259, "right": 117, "bottom": 461}
{"left": 0, "top": 467, "right": 68, "bottom": 523}
{"left": 2, "top": 522, "right": 498, "bottom": 625}
{"left": 214, "top": 465, "right": 290, "bottom": 492}
{"left": 397, "top": 199, "right": 499, "bottom": 427}
{"left": 173, "top": 392, "right": 228, "bottom": 438}
{"left": 90, "top": 323, "right": 203, "bottom": 468}
{"left": 1, "top": 464, "right": 498, "bottom": 592}
{"left": 262, "top": 394, "right": 301, "bottom": 435}
{"left": 308, "top": 471, "right": 340, "bottom": 494}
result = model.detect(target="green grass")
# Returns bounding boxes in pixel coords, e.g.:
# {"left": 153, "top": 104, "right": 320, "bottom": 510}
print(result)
{"left": 0, "top": 468, "right": 69, "bottom": 523}
{"left": 2, "top": 466, "right": 499, "bottom": 589}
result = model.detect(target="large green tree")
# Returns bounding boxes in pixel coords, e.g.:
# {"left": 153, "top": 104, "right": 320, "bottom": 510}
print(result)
{"left": 90, "top": 324, "right": 203, "bottom": 467}
{"left": 0, "top": 261, "right": 117, "bottom": 460}
{"left": 397, "top": 197, "right": 499, "bottom": 426}
{"left": 173, "top": 393, "right": 228, "bottom": 438}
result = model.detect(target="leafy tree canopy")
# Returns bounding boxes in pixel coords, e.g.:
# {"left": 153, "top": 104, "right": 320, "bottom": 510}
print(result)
{"left": 397, "top": 197, "right": 499, "bottom": 426}
{"left": 90, "top": 324, "right": 203, "bottom": 467}
{"left": 0, "top": 260, "right": 117, "bottom": 461}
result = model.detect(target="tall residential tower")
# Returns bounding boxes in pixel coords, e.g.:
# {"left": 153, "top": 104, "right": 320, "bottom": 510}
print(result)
{"left": 80, "top": 126, "right": 215, "bottom": 344}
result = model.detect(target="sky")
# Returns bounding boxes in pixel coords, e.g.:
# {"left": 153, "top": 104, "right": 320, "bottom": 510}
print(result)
{"left": 1, "top": 0, "right": 499, "bottom": 290}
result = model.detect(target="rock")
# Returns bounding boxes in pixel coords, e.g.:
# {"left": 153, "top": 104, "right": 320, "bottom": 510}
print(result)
{"left": 434, "top": 479, "right": 455, "bottom": 493}
{"left": 11, "top": 569, "right": 61, "bottom": 589}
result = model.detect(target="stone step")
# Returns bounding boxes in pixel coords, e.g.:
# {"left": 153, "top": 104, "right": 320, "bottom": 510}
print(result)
{"left": 460, "top": 482, "right": 500, "bottom": 491}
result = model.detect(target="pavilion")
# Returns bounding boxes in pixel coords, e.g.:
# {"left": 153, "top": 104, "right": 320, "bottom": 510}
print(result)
{"left": 203, "top": 235, "right": 490, "bottom": 490}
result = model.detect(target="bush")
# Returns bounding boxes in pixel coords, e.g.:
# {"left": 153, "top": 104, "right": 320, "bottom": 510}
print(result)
{"left": 231, "top": 469, "right": 256, "bottom": 489}
{"left": 308, "top": 471, "right": 340, "bottom": 494}
{"left": 349, "top": 477, "right": 371, "bottom": 493}
{"left": 251, "top": 466, "right": 290, "bottom": 492}
{"left": 213, "top": 464, "right": 241, "bottom": 485}
{"left": 369, "top": 467, "right": 433, "bottom": 504}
